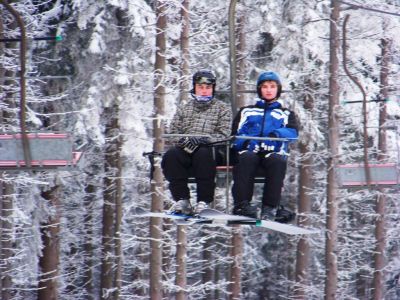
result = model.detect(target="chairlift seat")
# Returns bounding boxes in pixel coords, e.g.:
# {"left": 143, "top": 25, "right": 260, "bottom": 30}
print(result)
{"left": 0, "top": 133, "right": 82, "bottom": 170}
{"left": 337, "top": 163, "right": 399, "bottom": 187}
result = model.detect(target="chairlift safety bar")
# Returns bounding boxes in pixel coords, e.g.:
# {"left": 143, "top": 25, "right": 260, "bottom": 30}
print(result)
{"left": 233, "top": 135, "right": 297, "bottom": 142}
{"left": 162, "top": 134, "right": 296, "bottom": 142}
{"left": 162, "top": 134, "right": 213, "bottom": 138}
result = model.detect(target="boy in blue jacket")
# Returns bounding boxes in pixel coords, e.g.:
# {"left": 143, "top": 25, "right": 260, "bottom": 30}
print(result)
{"left": 231, "top": 71, "right": 299, "bottom": 220}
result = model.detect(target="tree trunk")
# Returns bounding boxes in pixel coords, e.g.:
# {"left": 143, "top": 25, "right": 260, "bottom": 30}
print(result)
{"left": 295, "top": 143, "right": 312, "bottom": 299}
{"left": 228, "top": 4, "right": 244, "bottom": 299}
{"left": 175, "top": 2, "right": 190, "bottom": 297}
{"left": 150, "top": 1, "right": 166, "bottom": 299}
{"left": 100, "top": 103, "right": 121, "bottom": 299}
{"left": 161, "top": 219, "right": 173, "bottom": 299}
{"left": 324, "top": 1, "right": 340, "bottom": 299}
{"left": 38, "top": 186, "right": 61, "bottom": 300}
{"left": 131, "top": 248, "right": 145, "bottom": 297}
{"left": 228, "top": 0, "right": 238, "bottom": 113}
{"left": 372, "top": 37, "right": 390, "bottom": 300}
{"left": 100, "top": 127, "right": 114, "bottom": 299}
{"left": 236, "top": 14, "right": 247, "bottom": 109}
{"left": 229, "top": 225, "right": 242, "bottom": 300}
{"left": 179, "top": 0, "right": 190, "bottom": 103}
{"left": 202, "top": 231, "right": 214, "bottom": 299}
{"left": 214, "top": 236, "right": 222, "bottom": 300}
{"left": 83, "top": 183, "right": 95, "bottom": 300}
{"left": 175, "top": 225, "right": 187, "bottom": 300}
{"left": 114, "top": 131, "right": 123, "bottom": 300}
{"left": 0, "top": 181, "right": 13, "bottom": 300}
{"left": 294, "top": 77, "right": 316, "bottom": 298}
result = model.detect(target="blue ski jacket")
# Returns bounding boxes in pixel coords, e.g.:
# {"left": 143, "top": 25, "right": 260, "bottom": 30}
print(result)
{"left": 231, "top": 99, "right": 299, "bottom": 155}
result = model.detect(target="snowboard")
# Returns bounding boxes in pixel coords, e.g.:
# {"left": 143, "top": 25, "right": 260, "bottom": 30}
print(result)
{"left": 199, "top": 208, "right": 319, "bottom": 235}
{"left": 134, "top": 207, "right": 255, "bottom": 226}
{"left": 133, "top": 207, "right": 245, "bottom": 225}
{"left": 134, "top": 207, "right": 319, "bottom": 235}
{"left": 133, "top": 207, "right": 202, "bottom": 222}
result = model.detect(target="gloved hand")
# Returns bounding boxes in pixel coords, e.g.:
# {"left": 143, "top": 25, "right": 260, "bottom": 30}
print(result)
{"left": 197, "top": 137, "right": 210, "bottom": 145}
{"left": 246, "top": 140, "right": 260, "bottom": 153}
{"left": 260, "top": 132, "right": 278, "bottom": 152}
{"left": 178, "top": 137, "right": 208, "bottom": 153}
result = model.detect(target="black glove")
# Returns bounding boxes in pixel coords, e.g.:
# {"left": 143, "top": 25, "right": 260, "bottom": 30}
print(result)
{"left": 178, "top": 137, "right": 202, "bottom": 153}
{"left": 188, "top": 136, "right": 210, "bottom": 147}
{"left": 260, "top": 132, "right": 277, "bottom": 152}
{"left": 197, "top": 137, "right": 210, "bottom": 145}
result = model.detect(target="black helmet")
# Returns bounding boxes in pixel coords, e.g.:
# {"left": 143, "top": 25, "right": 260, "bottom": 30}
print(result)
{"left": 192, "top": 69, "right": 216, "bottom": 95}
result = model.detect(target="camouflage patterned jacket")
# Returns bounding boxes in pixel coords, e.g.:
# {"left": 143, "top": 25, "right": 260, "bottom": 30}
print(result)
{"left": 167, "top": 98, "right": 232, "bottom": 143}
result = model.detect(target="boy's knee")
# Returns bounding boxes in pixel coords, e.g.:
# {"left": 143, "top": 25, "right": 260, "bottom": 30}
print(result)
{"left": 238, "top": 151, "right": 258, "bottom": 163}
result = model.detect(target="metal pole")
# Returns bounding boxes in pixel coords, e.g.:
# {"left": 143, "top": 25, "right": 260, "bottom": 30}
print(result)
{"left": 225, "top": 140, "right": 230, "bottom": 212}
{"left": 0, "top": 36, "right": 61, "bottom": 42}
{"left": 228, "top": 0, "right": 237, "bottom": 113}
{"left": 0, "top": 0, "right": 31, "bottom": 167}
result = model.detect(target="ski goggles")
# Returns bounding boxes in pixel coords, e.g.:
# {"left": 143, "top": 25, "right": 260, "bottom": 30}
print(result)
{"left": 194, "top": 76, "right": 216, "bottom": 85}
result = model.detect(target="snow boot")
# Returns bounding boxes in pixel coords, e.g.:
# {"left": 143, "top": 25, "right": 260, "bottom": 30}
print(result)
{"left": 275, "top": 206, "right": 296, "bottom": 223}
{"left": 260, "top": 205, "right": 278, "bottom": 221}
{"left": 172, "top": 199, "right": 193, "bottom": 215}
{"left": 233, "top": 203, "right": 258, "bottom": 219}
{"left": 194, "top": 201, "right": 209, "bottom": 214}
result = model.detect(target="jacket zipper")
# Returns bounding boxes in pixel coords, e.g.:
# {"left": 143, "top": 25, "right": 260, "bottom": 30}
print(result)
{"left": 259, "top": 104, "right": 267, "bottom": 137}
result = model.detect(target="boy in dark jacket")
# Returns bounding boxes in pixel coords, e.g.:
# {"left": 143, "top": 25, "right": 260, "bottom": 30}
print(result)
{"left": 231, "top": 71, "right": 299, "bottom": 220}
{"left": 162, "top": 70, "right": 231, "bottom": 215}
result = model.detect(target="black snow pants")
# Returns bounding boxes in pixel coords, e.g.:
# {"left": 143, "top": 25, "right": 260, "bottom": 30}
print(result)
{"left": 161, "top": 146, "right": 216, "bottom": 203}
{"left": 232, "top": 151, "right": 287, "bottom": 208}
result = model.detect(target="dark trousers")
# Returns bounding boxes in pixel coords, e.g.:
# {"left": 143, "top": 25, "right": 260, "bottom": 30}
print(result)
{"left": 161, "top": 147, "right": 216, "bottom": 203}
{"left": 232, "top": 151, "right": 287, "bottom": 208}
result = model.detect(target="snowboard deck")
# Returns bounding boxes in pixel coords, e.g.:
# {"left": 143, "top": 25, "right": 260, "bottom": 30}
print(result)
{"left": 199, "top": 208, "right": 319, "bottom": 235}
{"left": 134, "top": 207, "right": 319, "bottom": 235}
{"left": 133, "top": 207, "right": 200, "bottom": 221}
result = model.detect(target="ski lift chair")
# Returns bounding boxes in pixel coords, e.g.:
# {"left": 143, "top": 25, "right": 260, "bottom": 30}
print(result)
{"left": 337, "top": 125, "right": 400, "bottom": 188}
{"left": 337, "top": 162, "right": 399, "bottom": 188}
{"left": 161, "top": 134, "right": 266, "bottom": 187}
{"left": 162, "top": 135, "right": 294, "bottom": 211}
{"left": 0, "top": 132, "right": 83, "bottom": 171}
{"left": 0, "top": 3, "right": 82, "bottom": 172}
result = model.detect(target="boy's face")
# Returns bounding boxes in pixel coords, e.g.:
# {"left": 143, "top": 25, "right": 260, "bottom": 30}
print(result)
{"left": 194, "top": 83, "right": 213, "bottom": 96}
{"left": 260, "top": 81, "right": 278, "bottom": 101}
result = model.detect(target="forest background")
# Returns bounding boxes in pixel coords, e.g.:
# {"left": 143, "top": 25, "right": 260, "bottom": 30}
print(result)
{"left": 1, "top": 0, "right": 400, "bottom": 299}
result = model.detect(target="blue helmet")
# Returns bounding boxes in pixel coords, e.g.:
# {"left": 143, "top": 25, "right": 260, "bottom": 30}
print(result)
{"left": 256, "top": 71, "right": 282, "bottom": 99}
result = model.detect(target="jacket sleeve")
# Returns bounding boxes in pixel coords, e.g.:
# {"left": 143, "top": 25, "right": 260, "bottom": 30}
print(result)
{"left": 212, "top": 102, "right": 232, "bottom": 142}
{"left": 271, "top": 110, "right": 299, "bottom": 142}
{"left": 231, "top": 108, "right": 242, "bottom": 136}
{"left": 231, "top": 108, "right": 249, "bottom": 151}
{"left": 168, "top": 106, "right": 182, "bottom": 133}
{"left": 165, "top": 106, "right": 184, "bottom": 144}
